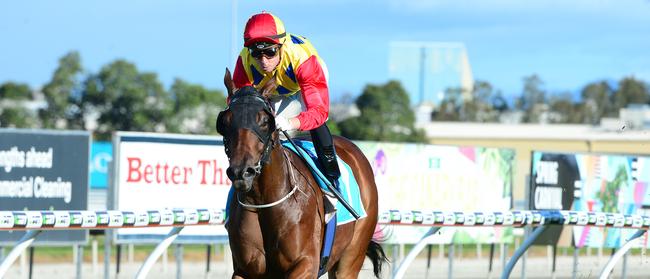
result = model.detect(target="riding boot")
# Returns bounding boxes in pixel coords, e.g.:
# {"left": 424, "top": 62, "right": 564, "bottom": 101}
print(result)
{"left": 310, "top": 124, "right": 341, "bottom": 190}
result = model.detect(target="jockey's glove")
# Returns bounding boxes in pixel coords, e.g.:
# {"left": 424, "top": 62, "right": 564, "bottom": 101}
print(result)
{"left": 275, "top": 116, "right": 297, "bottom": 131}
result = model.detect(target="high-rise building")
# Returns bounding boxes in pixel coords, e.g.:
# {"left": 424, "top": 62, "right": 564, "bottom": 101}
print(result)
{"left": 389, "top": 42, "right": 474, "bottom": 106}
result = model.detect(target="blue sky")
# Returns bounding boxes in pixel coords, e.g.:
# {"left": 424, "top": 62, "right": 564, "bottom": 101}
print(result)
{"left": 1, "top": 0, "right": 649, "bottom": 102}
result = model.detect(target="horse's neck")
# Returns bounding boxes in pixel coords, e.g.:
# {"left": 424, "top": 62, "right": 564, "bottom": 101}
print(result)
{"left": 256, "top": 145, "right": 293, "bottom": 202}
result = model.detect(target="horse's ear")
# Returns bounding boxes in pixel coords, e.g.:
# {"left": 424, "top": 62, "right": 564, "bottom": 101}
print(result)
{"left": 224, "top": 68, "right": 235, "bottom": 98}
{"left": 260, "top": 78, "right": 276, "bottom": 99}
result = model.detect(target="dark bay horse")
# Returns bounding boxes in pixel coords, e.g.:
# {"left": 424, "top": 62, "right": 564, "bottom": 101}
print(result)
{"left": 216, "top": 69, "right": 387, "bottom": 278}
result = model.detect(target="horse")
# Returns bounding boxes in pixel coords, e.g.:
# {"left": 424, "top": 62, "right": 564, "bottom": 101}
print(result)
{"left": 216, "top": 69, "right": 387, "bottom": 278}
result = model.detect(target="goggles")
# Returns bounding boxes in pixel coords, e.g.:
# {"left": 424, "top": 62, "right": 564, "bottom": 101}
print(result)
{"left": 249, "top": 45, "right": 280, "bottom": 59}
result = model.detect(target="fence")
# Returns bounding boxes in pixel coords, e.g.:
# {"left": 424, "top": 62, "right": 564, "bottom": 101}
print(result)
{"left": 1, "top": 209, "right": 648, "bottom": 279}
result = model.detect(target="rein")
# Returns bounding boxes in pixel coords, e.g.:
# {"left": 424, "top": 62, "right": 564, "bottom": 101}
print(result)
{"left": 238, "top": 146, "right": 300, "bottom": 209}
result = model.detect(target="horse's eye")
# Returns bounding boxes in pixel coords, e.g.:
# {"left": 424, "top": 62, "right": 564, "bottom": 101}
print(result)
{"left": 259, "top": 115, "right": 270, "bottom": 128}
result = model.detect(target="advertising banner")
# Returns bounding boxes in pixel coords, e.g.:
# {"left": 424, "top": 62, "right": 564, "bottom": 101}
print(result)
{"left": 355, "top": 142, "right": 514, "bottom": 244}
{"left": 90, "top": 142, "right": 112, "bottom": 189}
{"left": 531, "top": 151, "right": 650, "bottom": 248}
{"left": 0, "top": 129, "right": 89, "bottom": 245}
{"left": 112, "top": 132, "right": 229, "bottom": 243}
{"left": 529, "top": 153, "right": 580, "bottom": 246}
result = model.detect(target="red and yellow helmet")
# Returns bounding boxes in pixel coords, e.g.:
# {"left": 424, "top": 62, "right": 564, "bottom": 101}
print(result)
{"left": 243, "top": 12, "right": 287, "bottom": 47}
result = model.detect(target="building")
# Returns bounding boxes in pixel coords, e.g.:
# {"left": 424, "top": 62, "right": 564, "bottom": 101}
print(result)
{"left": 389, "top": 42, "right": 474, "bottom": 106}
{"left": 619, "top": 104, "right": 650, "bottom": 130}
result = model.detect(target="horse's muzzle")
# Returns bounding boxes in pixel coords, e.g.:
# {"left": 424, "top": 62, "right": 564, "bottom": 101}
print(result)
{"left": 226, "top": 165, "right": 257, "bottom": 192}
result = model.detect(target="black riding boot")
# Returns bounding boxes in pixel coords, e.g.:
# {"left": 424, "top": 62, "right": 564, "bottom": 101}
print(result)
{"left": 310, "top": 124, "right": 341, "bottom": 188}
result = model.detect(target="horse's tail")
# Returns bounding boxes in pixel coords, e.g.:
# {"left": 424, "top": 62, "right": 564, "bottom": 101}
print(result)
{"left": 365, "top": 240, "right": 389, "bottom": 278}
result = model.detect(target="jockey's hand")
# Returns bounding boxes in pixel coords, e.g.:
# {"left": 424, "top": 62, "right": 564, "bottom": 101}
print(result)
{"left": 275, "top": 116, "right": 297, "bottom": 131}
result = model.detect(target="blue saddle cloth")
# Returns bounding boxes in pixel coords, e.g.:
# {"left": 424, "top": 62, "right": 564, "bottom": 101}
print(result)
{"left": 225, "top": 140, "right": 367, "bottom": 225}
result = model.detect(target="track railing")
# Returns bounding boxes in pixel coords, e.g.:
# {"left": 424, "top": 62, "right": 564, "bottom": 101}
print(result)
{"left": 1, "top": 209, "right": 647, "bottom": 278}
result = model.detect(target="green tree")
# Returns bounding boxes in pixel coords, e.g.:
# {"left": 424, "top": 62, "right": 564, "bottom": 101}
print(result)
{"left": 433, "top": 81, "right": 499, "bottom": 122}
{"left": 491, "top": 91, "right": 509, "bottom": 113}
{"left": 167, "top": 79, "right": 226, "bottom": 134}
{"left": 516, "top": 74, "right": 547, "bottom": 123}
{"left": 581, "top": 81, "right": 615, "bottom": 124}
{"left": 433, "top": 87, "right": 462, "bottom": 121}
{"left": 0, "top": 82, "right": 32, "bottom": 100}
{"left": 0, "top": 82, "right": 38, "bottom": 128}
{"left": 339, "top": 80, "right": 426, "bottom": 142}
{"left": 613, "top": 77, "right": 649, "bottom": 111}
{"left": 39, "top": 51, "right": 83, "bottom": 129}
{"left": 0, "top": 108, "right": 38, "bottom": 128}
{"left": 548, "top": 92, "right": 582, "bottom": 123}
{"left": 462, "top": 81, "right": 499, "bottom": 122}
{"left": 82, "top": 60, "right": 173, "bottom": 139}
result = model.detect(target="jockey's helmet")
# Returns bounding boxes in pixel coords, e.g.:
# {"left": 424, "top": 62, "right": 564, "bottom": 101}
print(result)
{"left": 243, "top": 12, "right": 287, "bottom": 47}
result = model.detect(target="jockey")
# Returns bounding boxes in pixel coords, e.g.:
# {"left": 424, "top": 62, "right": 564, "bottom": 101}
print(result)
{"left": 232, "top": 12, "right": 341, "bottom": 187}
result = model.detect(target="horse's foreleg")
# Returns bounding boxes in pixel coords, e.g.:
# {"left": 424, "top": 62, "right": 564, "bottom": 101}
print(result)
{"left": 286, "top": 257, "right": 319, "bottom": 279}
{"left": 230, "top": 244, "right": 266, "bottom": 279}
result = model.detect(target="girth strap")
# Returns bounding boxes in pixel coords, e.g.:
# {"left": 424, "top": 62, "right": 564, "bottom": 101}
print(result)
{"left": 318, "top": 209, "right": 337, "bottom": 277}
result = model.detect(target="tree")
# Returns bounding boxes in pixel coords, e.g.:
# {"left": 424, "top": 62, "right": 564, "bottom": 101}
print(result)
{"left": 491, "top": 91, "right": 509, "bottom": 113}
{"left": 613, "top": 77, "right": 649, "bottom": 111}
{"left": 0, "top": 82, "right": 32, "bottom": 100}
{"left": 39, "top": 51, "right": 83, "bottom": 129}
{"left": 167, "top": 78, "right": 226, "bottom": 134}
{"left": 581, "top": 81, "right": 614, "bottom": 124}
{"left": 0, "top": 82, "right": 38, "bottom": 128}
{"left": 548, "top": 92, "right": 582, "bottom": 123}
{"left": 516, "top": 74, "right": 547, "bottom": 123}
{"left": 433, "top": 81, "right": 499, "bottom": 122}
{"left": 462, "top": 81, "right": 499, "bottom": 122}
{"left": 433, "top": 87, "right": 462, "bottom": 121}
{"left": 81, "top": 60, "right": 173, "bottom": 139}
{"left": 338, "top": 80, "right": 426, "bottom": 142}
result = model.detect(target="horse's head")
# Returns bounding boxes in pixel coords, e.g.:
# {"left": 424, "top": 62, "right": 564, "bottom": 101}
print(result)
{"left": 216, "top": 69, "right": 277, "bottom": 192}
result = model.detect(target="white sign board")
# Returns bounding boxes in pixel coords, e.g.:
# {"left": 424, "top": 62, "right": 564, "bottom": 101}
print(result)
{"left": 112, "top": 132, "right": 230, "bottom": 243}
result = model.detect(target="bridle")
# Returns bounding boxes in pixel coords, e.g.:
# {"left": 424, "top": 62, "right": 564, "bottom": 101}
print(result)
{"left": 216, "top": 87, "right": 301, "bottom": 209}
{"left": 216, "top": 87, "right": 276, "bottom": 175}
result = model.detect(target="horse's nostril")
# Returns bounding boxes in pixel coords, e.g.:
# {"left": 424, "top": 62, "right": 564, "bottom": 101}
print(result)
{"left": 242, "top": 167, "right": 257, "bottom": 179}
{"left": 226, "top": 167, "right": 237, "bottom": 180}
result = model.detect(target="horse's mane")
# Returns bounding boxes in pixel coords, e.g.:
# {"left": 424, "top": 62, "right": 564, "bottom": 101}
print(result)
{"left": 234, "top": 77, "right": 277, "bottom": 100}
{"left": 233, "top": 86, "right": 262, "bottom": 98}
